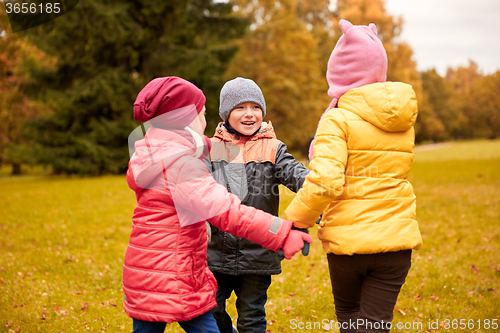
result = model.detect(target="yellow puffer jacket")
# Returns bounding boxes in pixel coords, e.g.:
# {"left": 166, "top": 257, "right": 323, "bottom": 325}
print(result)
{"left": 284, "top": 82, "right": 423, "bottom": 255}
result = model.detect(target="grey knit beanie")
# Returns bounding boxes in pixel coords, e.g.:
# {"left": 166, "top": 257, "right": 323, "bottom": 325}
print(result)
{"left": 219, "top": 77, "right": 266, "bottom": 122}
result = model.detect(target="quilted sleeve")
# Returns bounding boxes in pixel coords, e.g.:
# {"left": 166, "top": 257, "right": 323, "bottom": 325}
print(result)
{"left": 275, "top": 142, "right": 310, "bottom": 192}
{"left": 284, "top": 109, "right": 348, "bottom": 228}
{"left": 172, "top": 156, "right": 292, "bottom": 252}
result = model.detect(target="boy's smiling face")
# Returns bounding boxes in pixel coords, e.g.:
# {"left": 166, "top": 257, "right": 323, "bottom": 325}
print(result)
{"left": 227, "top": 102, "right": 263, "bottom": 136}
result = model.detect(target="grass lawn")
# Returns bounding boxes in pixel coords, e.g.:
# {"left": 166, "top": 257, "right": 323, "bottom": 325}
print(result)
{"left": 1, "top": 139, "right": 499, "bottom": 332}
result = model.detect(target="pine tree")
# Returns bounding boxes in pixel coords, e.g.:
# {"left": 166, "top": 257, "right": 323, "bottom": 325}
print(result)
{"left": 23, "top": 0, "right": 247, "bottom": 174}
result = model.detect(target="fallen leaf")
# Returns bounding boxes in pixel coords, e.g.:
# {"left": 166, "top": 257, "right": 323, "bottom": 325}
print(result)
{"left": 395, "top": 308, "right": 406, "bottom": 316}
{"left": 289, "top": 292, "right": 296, "bottom": 297}
{"left": 470, "top": 265, "right": 481, "bottom": 275}
{"left": 283, "top": 306, "right": 292, "bottom": 313}
{"left": 80, "top": 302, "right": 88, "bottom": 311}
{"left": 416, "top": 295, "right": 421, "bottom": 300}
{"left": 430, "top": 296, "right": 439, "bottom": 301}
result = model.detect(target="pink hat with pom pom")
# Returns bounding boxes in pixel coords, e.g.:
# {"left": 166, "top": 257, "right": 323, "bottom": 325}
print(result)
{"left": 326, "top": 19, "right": 388, "bottom": 107}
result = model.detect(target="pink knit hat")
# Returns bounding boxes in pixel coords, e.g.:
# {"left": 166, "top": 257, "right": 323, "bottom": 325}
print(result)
{"left": 308, "top": 20, "right": 388, "bottom": 161}
{"left": 134, "top": 77, "right": 206, "bottom": 128}
{"left": 326, "top": 19, "right": 388, "bottom": 107}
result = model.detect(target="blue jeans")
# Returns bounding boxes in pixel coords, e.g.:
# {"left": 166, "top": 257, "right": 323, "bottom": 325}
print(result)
{"left": 132, "top": 310, "right": 220, "bottom": 333}
{"left": 211, "top": 273, "right": 272, "bottom": 333}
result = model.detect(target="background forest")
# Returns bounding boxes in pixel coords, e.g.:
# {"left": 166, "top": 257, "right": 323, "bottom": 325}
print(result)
{"left": 1, "top": 0, "right": 499, "bottom": 175}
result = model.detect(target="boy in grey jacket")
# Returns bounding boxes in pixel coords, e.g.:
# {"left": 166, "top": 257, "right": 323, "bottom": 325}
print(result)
{"left": 206, "top": 77, "right": 309, "bottom": 333}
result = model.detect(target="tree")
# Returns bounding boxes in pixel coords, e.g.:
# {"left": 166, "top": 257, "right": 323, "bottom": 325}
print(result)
{"left": 23, "top": 0, "right": 247, "bottom": 174}
{"left": 333, "top": 0, "right": 444, "bottom": 142}
{"left": 446, "top": 60, "right": 482, "bottom": 95}
{"left": 445, "top": 61, "right": 483, "bottom": 138}
{"left": 226, "top": 0, "right": 329, "bottom": 150}
{"left": 295, "top": 0, "right": 336, "bottom": 71}
{"left": 421, "top": 69, "right": 467, "bottom": 139}
{"left": 0, "top": 11, "right": 54, "bottom": 174}
{"left": 413, "top": 93, "right": 446, "bottom": 142}
{"left": 465, "top": 72, "right": 500, "bottom": 139}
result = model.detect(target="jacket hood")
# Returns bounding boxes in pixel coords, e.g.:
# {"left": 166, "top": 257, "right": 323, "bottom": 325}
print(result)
{"left": 213, "top": 121, "right": 277, "bottom": 142}
{"left": 338, "top": 82, "right": 418, "bottom": 132}
{"left": 128, "top": 127, "right": 196, "bottom": 192}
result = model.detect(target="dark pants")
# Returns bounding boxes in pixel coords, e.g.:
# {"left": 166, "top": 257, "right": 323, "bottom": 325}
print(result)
{"left": 132, "top": 310, "right": 220, "bottom": 333}
{"left": 211, "top": 272, "right": 272, "bottom": 333}
{"left": 327, "top": 250, "right": 412, "bottom": 333}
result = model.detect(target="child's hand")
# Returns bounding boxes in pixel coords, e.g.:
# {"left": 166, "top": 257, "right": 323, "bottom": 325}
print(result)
{"left": 292, "top": 226, "right": 311, "bottom": 256}
{"left": 282, "top": 229, "right": 313, "bottom": 260}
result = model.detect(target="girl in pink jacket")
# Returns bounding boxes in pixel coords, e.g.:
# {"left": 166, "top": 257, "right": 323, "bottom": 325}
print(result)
{"left": 124, "top": 77, "right": 312, "bottom": 333}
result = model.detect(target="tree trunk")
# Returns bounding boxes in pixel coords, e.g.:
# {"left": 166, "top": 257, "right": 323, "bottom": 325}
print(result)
{"left": 12, "top": 163, "right": 22, "bottom": 175}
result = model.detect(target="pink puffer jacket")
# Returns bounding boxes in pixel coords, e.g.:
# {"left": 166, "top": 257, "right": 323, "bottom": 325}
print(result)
{"left": 123, "top": 127, "right": 292, "bottom": 323}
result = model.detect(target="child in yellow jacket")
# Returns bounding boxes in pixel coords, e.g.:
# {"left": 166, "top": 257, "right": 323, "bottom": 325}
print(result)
{"left": 284, "top": 20, "right": 422, "bottom": 333}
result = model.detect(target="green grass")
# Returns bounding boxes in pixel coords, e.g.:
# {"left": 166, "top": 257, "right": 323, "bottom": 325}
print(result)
{"left": 1, "top": 139, "right": 500, "bottom": 332}
{"left": 0, "top": 175, "right": 136, "bottom": 332}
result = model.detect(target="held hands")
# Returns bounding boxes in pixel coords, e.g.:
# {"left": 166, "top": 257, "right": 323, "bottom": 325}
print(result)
{"left": 281, "top": 227, "right": 313, "bottom": 260}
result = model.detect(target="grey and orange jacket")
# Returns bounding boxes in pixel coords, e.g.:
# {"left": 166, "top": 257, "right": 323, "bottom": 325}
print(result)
{"left": 206, "top": 121, "right": 309, "bottom": 275}
{"left": 123, "top": 127, "right": 293, "bottom": 323}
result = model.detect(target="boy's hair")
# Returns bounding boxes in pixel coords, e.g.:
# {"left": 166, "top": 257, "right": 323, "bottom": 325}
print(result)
{"left": 219, "top": 77, "right": 266, "bottom": 122}
{"left": 327, "top": 20, "right": 387, "bottom": 106}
